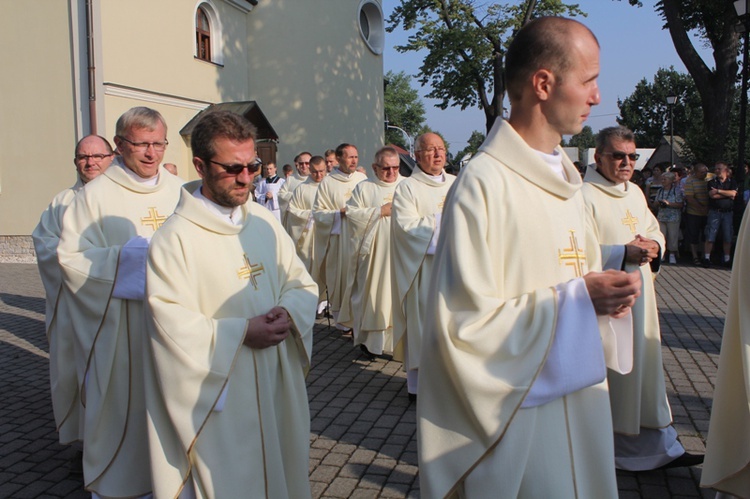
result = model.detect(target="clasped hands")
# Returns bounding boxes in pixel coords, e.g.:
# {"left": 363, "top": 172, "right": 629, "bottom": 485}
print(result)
{"left": 583, "top": 269, "right": 642, "bottom": 319}
{"left": 243, "top": 306, "right": 292, "bottom": 349}
{"left": 625, "top": 234, "right": 659, "bottom": 266}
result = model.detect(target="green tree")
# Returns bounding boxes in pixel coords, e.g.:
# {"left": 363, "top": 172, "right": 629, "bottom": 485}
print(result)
{"left": 384, "top": 70, "right": 426, "bottom": 150}
{"left": 387, "top": 0, "right": 583, "bottom": 133}
{"left": 621, "top": 0, "right": 741, "bottom": 163}
{"left": 454, "top": 130, "right": 486, "bottom": 163}
{"left": 566, "top": 125, "right": 596, "bottom": 161}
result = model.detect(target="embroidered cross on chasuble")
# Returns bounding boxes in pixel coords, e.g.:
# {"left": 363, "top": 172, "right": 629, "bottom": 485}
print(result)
{"left": 621, "top": 210, "right": 639, "bottom": 234}
{"left": 141, "top": 207, "right": 168, "bottom": 230}
{"left": 558, "top": 229, "right": 587, "bottom": 278}
{"left": 237, "top": 254, "right": 265, "bottom": 290}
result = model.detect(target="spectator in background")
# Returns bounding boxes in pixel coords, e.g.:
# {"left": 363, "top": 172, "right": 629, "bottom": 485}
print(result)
{"left": 684, "top": 164, "right": 709, "bottom": 265}
{"left": 703, "top": 162, "right": 738, "bottom": 267}
{"left": 654, "top": 172, "right": 684, "bottom": 264}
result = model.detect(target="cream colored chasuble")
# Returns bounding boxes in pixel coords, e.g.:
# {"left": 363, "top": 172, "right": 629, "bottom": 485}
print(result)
{"left": 337, "top": 176, "right": 402, "bottom": 354}
{"left": 145, "top": 181, "right": 317, "bottom": 499}
{"left": 284, "top": 177, "right": 322, "bottom": 285}
{"left": 32, "top": 179, "right": 84, "bottom": 444}
{"left": 278, "top": 170, "right": 308, "bottom": 220}
{"left": 312, "top": 168, "right": 366, "bottom": 314}
{"left": 701, "top": 207, "right": 750, "bottom": 497}
{"left": 390, "top": 167, "right": 455, "bottom": 369}
{"left": 417, "top": 119, "right": 624, "bottom": 499}
{"left": 583, "top": 166, "right": 673, "bottom": 435}
{"left": 57, "top": 160, "right": 183, "bottom": 497}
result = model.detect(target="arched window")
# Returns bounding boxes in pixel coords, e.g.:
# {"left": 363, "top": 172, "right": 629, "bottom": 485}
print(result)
{"left": 196, "top": 7, "right": 211, "bottom": 62}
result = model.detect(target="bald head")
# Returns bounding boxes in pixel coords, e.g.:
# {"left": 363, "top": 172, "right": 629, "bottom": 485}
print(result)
{"left": 74, "top": 135, "right": 114, "bottom": 183}
{"left": 505, "top": 17, "right": 599, "bottom": 103}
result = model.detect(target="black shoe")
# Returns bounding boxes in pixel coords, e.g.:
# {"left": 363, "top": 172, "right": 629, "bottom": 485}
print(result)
{"left": 359, "top": 344, "right": 376, "bottom": 361}
{"left": 656, "top": 452, "right": 704, "bottom": 470}
{"left": 722, "top": 259, "right": 732, "bottom": 268}
{"left": 701, "top": 259, "right": 711, "bottom": 268}
{"left": 68, "top": 450, "right": 83, "bottom": 476}
{"left": 408, "top": 393, "right": 417, "bottom": 403}
{"left": 692, "top": 257, "right": 701, "bottom": 266}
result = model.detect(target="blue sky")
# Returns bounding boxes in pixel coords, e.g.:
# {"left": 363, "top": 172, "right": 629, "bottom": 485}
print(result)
{"left": 382, "top": 0, "right": 716, "bottom": 152}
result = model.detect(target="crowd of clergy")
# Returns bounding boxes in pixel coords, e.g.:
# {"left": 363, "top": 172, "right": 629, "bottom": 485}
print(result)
{"left": 30, "top": 15, "right": 750, "bottom": 499}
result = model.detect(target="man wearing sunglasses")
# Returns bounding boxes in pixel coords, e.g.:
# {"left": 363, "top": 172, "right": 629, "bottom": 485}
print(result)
{"left": 32, "top": 135, "right": 114, "bottom": 472}
{"left": 338, "top": 146, "right": 403, "bottom": 361}
{"left": 144, "top": 110, "right": 317, "bottom": 498}
{"left": 57, "top": 107, "right": 184, "bottom": 498}
{"left": 583, "top": 126, "right": 703, "bottom": 471}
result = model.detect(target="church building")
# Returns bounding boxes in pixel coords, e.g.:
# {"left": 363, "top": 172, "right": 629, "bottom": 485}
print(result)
{"left": 0, "top": 0, "right": 385, "bottom": 259}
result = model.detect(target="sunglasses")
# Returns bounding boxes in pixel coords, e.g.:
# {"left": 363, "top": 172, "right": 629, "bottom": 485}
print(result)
{"left": 601, "top": 151, "right": 640, "bottom": 162}
{"left": 207, "top": 158, "right": 262, "bottom": 175}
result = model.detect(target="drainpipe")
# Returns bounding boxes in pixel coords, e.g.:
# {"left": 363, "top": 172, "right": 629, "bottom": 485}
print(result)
{"left": 86, "top": 0, "right": 97, "bottom": 134}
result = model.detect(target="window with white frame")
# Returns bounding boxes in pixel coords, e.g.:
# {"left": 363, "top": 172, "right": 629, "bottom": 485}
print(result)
{"left": 194, "top": 2, "right": 224, "bottom": 65}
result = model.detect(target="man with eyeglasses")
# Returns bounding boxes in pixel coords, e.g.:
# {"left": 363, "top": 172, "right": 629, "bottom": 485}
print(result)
{"left": 703, "top": 161, "right": 738, "bottom": 267}
{"left": 144, "top": 110, "right": 317, "bottom": 498}
{"left": 32, "top": 135, "right": 114, "bottom": 470}
{"left": 313, "top": 143, "right": 367, "bottom": 330}
{"left": 278, "top": 151, "right": 312, "bottom": 220}
{"left": 417, "top": 18, "right": 642, "bottom": 498}
{"left": 285, "top": 156, "right": 328, "bottom": 291}
{"left": 391, "top": 133, "right": 456, "bottom": 400}
{"left": 337, "top": 146, "right": 403, "bottom": 361}
{"left": 57, "top": 106, "right": 183, "bottom": 498}
{"left": 583, "top": 126, "right": 703, "bottom": 471}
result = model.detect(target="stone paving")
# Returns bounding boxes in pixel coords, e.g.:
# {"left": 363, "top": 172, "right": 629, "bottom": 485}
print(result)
{"left": 0, "top": 261, "right": 733, "bottom": 498}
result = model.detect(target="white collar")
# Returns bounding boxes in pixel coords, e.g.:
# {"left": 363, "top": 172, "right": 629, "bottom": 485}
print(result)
{"left": 193, "top": 186, "right": 243, "bottom": 225}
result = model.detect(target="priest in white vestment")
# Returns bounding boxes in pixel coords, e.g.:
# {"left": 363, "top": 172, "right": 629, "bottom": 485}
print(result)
{"left": 337, "top": 146, "right": 403, "bottom": 359}
{"left": 583, "top": 126, "right": 703, "bottom": 470}
{"left": 32, "top": 135, "right": 114, "bottom": 447}
{"left": 391, "top": 133, "right": 455, "bottom": 399}
{"left": 144, "top": 110, "right": 317, "bottom": 499}
{"left": 254, "top": 162, "right": 285, "bottom": 221}
{"left": 417, "top": 18, "right": 643, "bottom": 498}
{"left": 312, "top": 143, "right": 367, "bottom": 327}
{"left": 284, "top": 156, "right": 327, "bottom": 291}
{"left": 701, "top": 207, "right": 750, "bottom": 497}
{"left": 57, "top": 107, "right": 183, "bottom": 498}
{"left": 278, "top": 151, "right": 311, "bottom": 222}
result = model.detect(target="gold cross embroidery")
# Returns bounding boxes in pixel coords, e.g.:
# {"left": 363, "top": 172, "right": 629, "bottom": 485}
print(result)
{"left": 141, "top": 207, "right": 167, "bottom": 230}
{"left": 383, "top": 194, "right": 393, "bottom": 204}
{"left": 344, "top": 189, "right": 353, "bottom": 201}
{"left": 621, "top": 210, "right": 638, "bottom": 233}
{"left": 558, "top": 230, "right": 586, "bottom": 277}
{"left": 438, "top": 196, "right": 446, "bottom": 210}
{"left": 237, "top": 254, "right": 265, "bottom": 290}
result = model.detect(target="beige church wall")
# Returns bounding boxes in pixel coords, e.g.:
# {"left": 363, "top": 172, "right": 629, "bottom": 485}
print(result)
{"left": 243, "top": 0, "right": 385, "bottom": 168}
{"left": 97, "top": 0, "right": 251, "bottom": 105}
{"left": 0, "top": 1, "right": 79, "bottom": 236}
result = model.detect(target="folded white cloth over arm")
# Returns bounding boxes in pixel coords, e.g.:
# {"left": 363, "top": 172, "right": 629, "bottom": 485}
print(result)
{"left": 112, "top": 236, "right": 150, "bottom": 300}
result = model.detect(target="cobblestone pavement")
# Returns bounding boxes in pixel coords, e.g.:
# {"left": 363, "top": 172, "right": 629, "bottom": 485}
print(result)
{"left": 0, "top": 262, "right": 731, "bottom": 498}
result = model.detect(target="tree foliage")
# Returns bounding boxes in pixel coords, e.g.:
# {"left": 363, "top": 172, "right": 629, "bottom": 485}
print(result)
{"left": 619, "top": 0, "right": 741, "bottom": 163}
{"left": 565, "top": 125, "right": 596, "bottom": 161}
{"left": 453, "top": 130, "right": 486, "bottom": 163}
{"left": 386, "top": 0, "right": 584, "bottom": 133}
{"left": 384, "top": 70, "right": 427, "bottom": 150}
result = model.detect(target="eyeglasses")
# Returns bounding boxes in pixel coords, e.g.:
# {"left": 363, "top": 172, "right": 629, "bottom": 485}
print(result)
{"left": 378, "top": 166, "right": 399, "bottom": 171}
{"left": 75, "top": 153, "right": 113, "bottom": 162}
{"left": 117, "top": 136, "right": 169, "bottom": 152}
{"left": 207, "top": 158, "right": 262, "bottom": 175}
{"left": 416, "top": 147, "right": 446, "bottom": 155}
{"left": 602, "top": 151, "right": 640, "bottom": 161}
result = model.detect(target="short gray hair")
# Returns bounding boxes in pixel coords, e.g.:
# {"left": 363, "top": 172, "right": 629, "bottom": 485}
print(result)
{"left": 115, "top": 107, "right": 167, "bottom": 136}
{"left": 595, "top": 126, "right": 635, "bottom": 154}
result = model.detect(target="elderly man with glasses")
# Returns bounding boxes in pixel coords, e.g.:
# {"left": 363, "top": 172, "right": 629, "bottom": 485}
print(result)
{"left": 144, "top": 110, "right": 317, "bottom": 498}
{"left": 32, "top": 135, "right": 114, "bottom": 473}
{"left": 337, "top": 146, "right": 403, "bottom": 361}
{"left": 57, "top": 106, "right": 184, "bottom": 498}
{"left": 391, "top": 132, "right": 456, "bottom": 401}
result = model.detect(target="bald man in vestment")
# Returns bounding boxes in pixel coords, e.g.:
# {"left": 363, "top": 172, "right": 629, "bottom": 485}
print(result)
{"left": 32, "top": 135, "right": 114, "bottom": 454}
{"left": 417, "top": 18, "right": 641, "bottom": 498}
